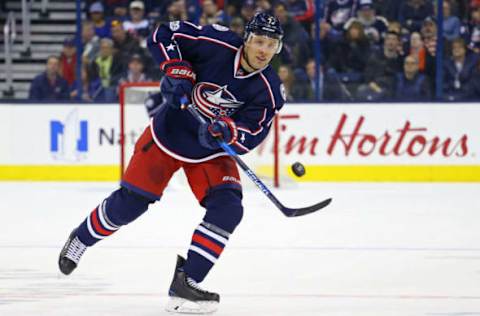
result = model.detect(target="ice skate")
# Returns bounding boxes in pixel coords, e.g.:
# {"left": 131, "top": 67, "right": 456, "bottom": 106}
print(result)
{"left": 58, "top": 229, "right": 87, "bottom": 275}
{"left": 166, "top": 255, "right": 219, "bottom": 314}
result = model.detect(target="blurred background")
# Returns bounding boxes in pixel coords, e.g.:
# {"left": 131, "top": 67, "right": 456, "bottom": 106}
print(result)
{"left": 2, "top": 0, "right": 480, "bottom": 103}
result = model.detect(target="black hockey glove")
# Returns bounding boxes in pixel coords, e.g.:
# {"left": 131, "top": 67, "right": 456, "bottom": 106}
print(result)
{"left": 198, "top": 116, "right": 238, "bottom": 149}
{"left": 160, "top": 59, "right": 196, "bottom": 109}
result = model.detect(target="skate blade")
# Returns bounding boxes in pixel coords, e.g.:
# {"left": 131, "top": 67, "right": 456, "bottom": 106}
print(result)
{"left": 165, "top": 297, "right": 218, "bottom": 314}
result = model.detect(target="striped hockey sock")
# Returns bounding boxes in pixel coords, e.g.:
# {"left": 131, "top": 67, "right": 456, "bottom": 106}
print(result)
{"left": 76, "top": 200, "right": 120, "bottom": 246}
{"left": 183, "top": 222, "right": 231, "bottom": 282}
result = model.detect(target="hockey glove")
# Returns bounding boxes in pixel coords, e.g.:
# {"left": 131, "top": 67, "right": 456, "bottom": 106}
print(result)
{"left": 198, "top": 116, "right": 238, "bottom": 150}
{"left": 160, "top": 59, "right": 196, "bottom": 109}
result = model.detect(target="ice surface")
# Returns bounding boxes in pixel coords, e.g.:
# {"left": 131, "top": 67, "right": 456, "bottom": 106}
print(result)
{"left": 0, "top": 181, "right": 479, "bottom": 315}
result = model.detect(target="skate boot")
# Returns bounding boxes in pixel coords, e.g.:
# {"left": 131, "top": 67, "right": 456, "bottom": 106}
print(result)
{"left": 58, "top": 229, "right": 87, "bottom": 275}
{"left": 165, "top": 255, "right": 220, "bottom": 314}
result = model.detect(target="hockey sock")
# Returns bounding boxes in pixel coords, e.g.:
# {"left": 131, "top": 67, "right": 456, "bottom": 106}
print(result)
{"left": 183, "top": 189, "right": 243, "bottom": 282}
{"left": 75, "top": 187, "right": 154, "bottom": 246}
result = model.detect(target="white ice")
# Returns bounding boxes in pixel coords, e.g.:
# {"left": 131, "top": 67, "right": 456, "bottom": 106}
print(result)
{"left": 0, "top": 180, "right": 479, "bottom": 316}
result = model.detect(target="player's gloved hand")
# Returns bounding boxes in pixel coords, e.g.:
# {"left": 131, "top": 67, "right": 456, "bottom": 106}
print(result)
{"left": 160, "top": 59, "right": 196, "bottom": 109}
{"left": 198, "top": 116, "right": 238, "bottom": 149}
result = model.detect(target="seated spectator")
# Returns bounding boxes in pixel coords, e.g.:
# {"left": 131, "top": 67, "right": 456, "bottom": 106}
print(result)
{"left": 388, "top": 20, "right": 410, "bottom": 48}
{"left": 111, "top": 19, "right": 142, "bottom": 65}
{"left": 89, "top": 2, "right": 111, "bottom": 38}
{"left": 408, "top": 32, "right": 426, "bottom": 72}
{"left": 59, "top": 37, "right": 77, "bottom": 89}
{"left": 395, "top": 55, "right": 431, "bottom": 101}
{"left": 322, "top": 0, "right": 357, "bottom": 42}
{"left": 160, "top": 0, "right": 188, "bottom": 22}
{"left": 324, "top": 21, "right": 371, "bottom": 100}
{"left": 421, "top": 16, "right": 437, "bottom": 38}
{"left": 29, "top": 55, "right": 70, "bottom": 101}
{"left": 327, "top": 20, "right": 371, "bottom": 74}
{"left": 278, "top": 65, "right": 295, "bottom": 101}
{"left": 88, "top": 38, "right": 124, "bottom": 101}
{"left": 82, "top": 21, "right": 100, "bottom": 65}
{"left": 293, "top": 67, "right": 314, "bottom": 101}
{"left": 104, "top": 0, "right": 129, "bottom": 20}
{"left": 240, "top": 0, "right": 256, "bottom": 22}
{"left": 398, "top": 0, "right": 434, "bottom": 33}
{"left": 344, "top": 0, "right": 389, "bottom": 47}
{"left": 421, "top": 17, "right": 439, "bottom": 61}
{"left": 439, "top": 0, "right": 461, "bottom": 41}
{"left": 118, "top": 54, "right": 151, "bottom": 85}
{"left": 421, "top": 17, "right": 439, "bottom": 69}
{"left": 443, "top": 38, "right": 479, "bottom": 100}
{"left": 123, "top": 1, "right": 151, "bottom": 42}
{"left": 229, "top": 16, "right": 245, "bottom": 37}
{"left": 305, "top": 58, "right": 318, "bottom": 99}
{"left": 467, "top": 6, "right": 480, "bottom": 53}
{"left": 277, "top": 64, "right": 311, "bottom": 101}
{"left": 465, "top": 60, "right": 480, "bottom": 99}
{"left": 199, "top": 0, "right": 229, "bottom": 26}
{"left": 224, "top": 2, "right": 238, "bottom": 18}
{"left": 274, "top": 2, "right": 311, "bottom": 68}
{"left": 356, "top": 31, "right": 404, "bottom": 101}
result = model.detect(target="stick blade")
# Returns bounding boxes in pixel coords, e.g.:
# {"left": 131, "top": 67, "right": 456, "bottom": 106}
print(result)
{"left": 281, "top": 198, "right": 332, "bottom": 217}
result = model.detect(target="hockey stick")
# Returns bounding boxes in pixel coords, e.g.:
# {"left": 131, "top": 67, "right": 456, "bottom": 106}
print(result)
{"left": 181, "top": 98, "right": 332, "bottom": 217}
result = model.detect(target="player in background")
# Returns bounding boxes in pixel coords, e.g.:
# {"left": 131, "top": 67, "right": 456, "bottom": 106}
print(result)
{"left": 58, "top": 12, "right": 285, "bottom": 314}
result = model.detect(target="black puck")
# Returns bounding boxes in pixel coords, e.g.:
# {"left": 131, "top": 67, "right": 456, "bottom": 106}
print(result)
{"left": 291, "top": 162, "right": 306, "bottom": 177}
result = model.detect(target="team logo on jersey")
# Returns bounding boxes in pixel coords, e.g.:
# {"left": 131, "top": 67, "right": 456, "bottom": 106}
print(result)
{"left": 169, "top": 21, "right": 180, "bottom": 31}
{"left": 212, "top": 24, "right": 229, "bottom": 32}
{"left": 192, "top": 83, "right": 244, "bottom": 119}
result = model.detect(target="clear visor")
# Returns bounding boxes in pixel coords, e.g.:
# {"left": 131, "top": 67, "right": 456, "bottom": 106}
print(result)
{"left": 246, "top": 33, "right": 281, "bottom": 53}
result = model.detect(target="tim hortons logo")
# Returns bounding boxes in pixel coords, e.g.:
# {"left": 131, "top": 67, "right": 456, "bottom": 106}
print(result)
{"left": 327, "top": 114, "right": 468, "bottom": 157}
{"left": 258, "top": 113, "right": 469, "bottom": 158}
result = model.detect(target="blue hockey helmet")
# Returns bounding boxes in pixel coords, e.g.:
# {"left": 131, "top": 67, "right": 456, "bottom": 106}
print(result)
{"left": 244, "top": 12, "right": 284, "bottom": 53}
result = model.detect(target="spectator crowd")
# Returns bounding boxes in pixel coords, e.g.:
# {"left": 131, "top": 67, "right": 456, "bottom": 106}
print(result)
{"left": 28, "top": 0, "right": 480, "bottom": 102}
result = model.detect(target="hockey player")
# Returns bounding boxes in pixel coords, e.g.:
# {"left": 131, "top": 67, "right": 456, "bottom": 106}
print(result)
{"left": 58, "top": 12, "right": 285, "bottom": 314}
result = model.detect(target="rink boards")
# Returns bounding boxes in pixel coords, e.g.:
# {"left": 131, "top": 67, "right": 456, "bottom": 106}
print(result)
{"left": 0, "top": 103, "right": 479, "bottom": 182}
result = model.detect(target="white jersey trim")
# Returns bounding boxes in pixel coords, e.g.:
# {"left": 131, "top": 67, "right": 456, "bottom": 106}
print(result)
{"left": 260, "top": 73, "right": 276, "bottom": 109}
{"left": 152, "top": 26, "right": 159, "bottom": 43}
{"left": 183, "top": 21, "right": 203, "bottom": 30}
{"left": 149, "top": 119, "right": 228, "bottom": 163}
{"left": 159, "top": 42, "right": 170, "bottom": 60}
{"left": 237, "top": 108, "right": 267, "bottom": 136}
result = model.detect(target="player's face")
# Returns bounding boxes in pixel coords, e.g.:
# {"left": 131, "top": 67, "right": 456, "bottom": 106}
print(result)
{"left": 244, "top": 34, "right": 279, "bottom": 70}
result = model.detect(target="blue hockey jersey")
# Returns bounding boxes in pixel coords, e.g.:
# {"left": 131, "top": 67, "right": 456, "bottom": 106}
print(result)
{"left": 147, "top": 21, "right": 285, "bottom": 162}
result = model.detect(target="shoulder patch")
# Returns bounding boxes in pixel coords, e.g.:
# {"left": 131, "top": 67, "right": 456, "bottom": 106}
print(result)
{"left": 169, "top": 21, "right": 180, "bottom": 31}
{"left": 280, "top": 84, "right": 287, "bottom": 101}
{"left": 212, "top": 24, "right": 229, "bottom": 32}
